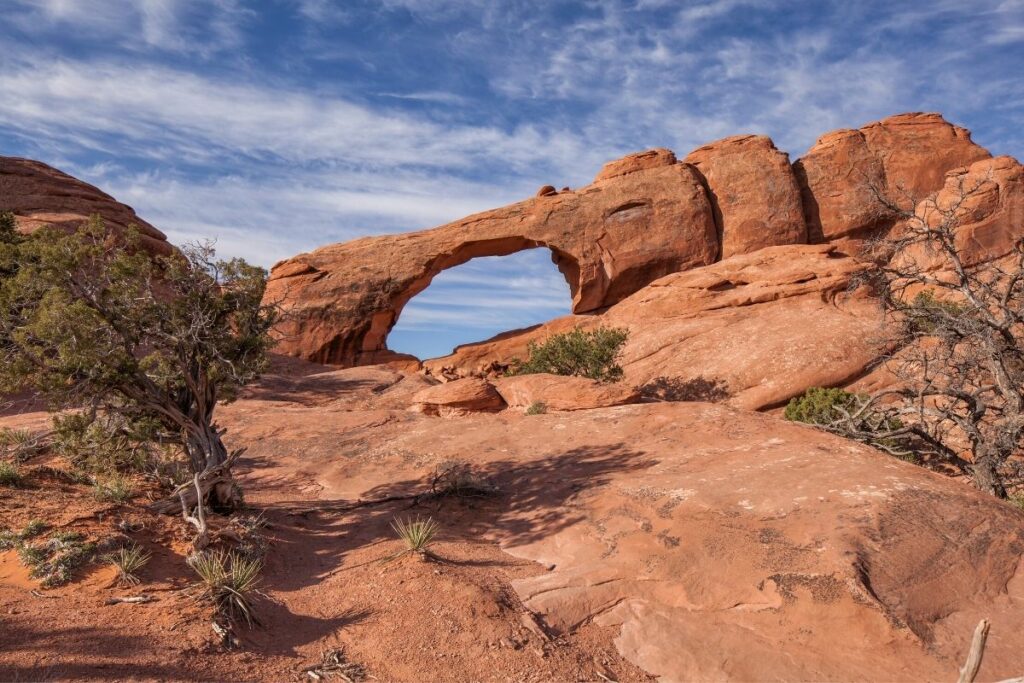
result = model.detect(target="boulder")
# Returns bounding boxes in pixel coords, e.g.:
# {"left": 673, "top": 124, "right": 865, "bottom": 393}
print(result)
{"left": 0, "top": 156, "right": 173, "bottom": 256}
{"left": 794, "top": 112, "right": 991, "bottom": 243}
{"left": 493, "top": 373, "right": 641, "bottom": 412}
{"left": 266, "top": 154, "right": 717, "bottom": 364}
{"left": 410, "top": 377, "right": 506, "bottom": 417}
{"left": 684, "top": 134, "right": 807, "bottom": 258}
{"left": 424, "top": 244, "right": 883, "bottom": 411}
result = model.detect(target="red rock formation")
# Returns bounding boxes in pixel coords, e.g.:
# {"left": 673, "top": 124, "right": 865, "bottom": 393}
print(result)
{"left": 0, "top": 156, "right": 173, "bottom": 256}
{"left": 410, "top": 376, "right": 506, "bottom": 417}
{"left": 684, "top": 134, "right": 807, "bottom": 258}
{"left": 266, "top": 157, "right": 718, "bottom": 364}
{"left": 793, "top": 112, "right": 990, "bottom": 243}
{"left": 425, "top": 244, "right": 882, "bottom": 410}
{"left": 493, "top": 373, "right": 641, "bottom": 411}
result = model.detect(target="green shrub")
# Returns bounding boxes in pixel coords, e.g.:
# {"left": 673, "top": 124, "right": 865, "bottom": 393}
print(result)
{"left": 0, "top": 461, "right": 22, "bottom": 487}
{"left": 92, "top": 474, "right": 136, "bottom": 504}
{"left": 525, "top": 401, "right": 547, "bottom": 415}
{"left": 19, "top": 531, "right": 96, "bottom": 587}
{"left": 904, "top": 290, "right": 969, "bottom": 334}
{"left": 784, "top": 387, "right": 865, "bottom": 425}
{"left": 509, "top": 326, "right": 629, "bottom": 382}
{"left": 392, "top": 515, "right": 439, "bottom": 556}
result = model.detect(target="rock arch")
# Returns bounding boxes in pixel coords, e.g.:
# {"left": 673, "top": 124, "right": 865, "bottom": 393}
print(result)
{"left": 267, "top": 155, "right": 719, "bottom": 365}
{"left": 363, "top": 237, "right": 580, "bottom": 355}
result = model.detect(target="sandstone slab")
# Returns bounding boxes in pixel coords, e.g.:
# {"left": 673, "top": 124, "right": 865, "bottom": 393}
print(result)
{"left": 493, "top": 373, "right": 641, "bottom": 412}
{"left": 410, "top": 377, "right": 506, "bottom": 417}
{"left": 425, "top": 244, "right": 883, "bottom": 411}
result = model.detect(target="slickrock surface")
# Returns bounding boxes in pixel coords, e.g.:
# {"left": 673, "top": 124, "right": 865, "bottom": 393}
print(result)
{"left": 0, "top": 156, "right": 172, "bottom": 256}
{"left": 215, "top": 365, "right": 1024, "bottom": 682}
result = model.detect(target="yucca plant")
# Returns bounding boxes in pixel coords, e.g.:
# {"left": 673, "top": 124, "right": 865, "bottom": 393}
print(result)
{"left": 388, "top": 515, "right": 440, "bottom": 561}
{"left": 188, "top": 549, "right": 262, "bottom": 626}
{"left": 105, "top": 545, "right": 151, "bottom": 586}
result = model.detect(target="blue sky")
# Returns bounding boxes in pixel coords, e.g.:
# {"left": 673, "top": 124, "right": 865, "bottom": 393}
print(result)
{"left": 1, "top": 1, "right": 1022, "bottom": 359}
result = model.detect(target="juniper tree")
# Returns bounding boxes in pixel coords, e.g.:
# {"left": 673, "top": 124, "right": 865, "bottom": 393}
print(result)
{"left": 820, "top": 175, "right": 1024, "bottom": 497}
{"left": 0, "top": 216, "right": 275, "bottom": 509}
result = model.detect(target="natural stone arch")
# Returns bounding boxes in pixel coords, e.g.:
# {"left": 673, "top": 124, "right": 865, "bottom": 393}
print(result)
{"left": 363, "top": 237, "right": 581, "bottom": 356}
{"left": 267, "top": 154, "right": 719, "bottom": 366}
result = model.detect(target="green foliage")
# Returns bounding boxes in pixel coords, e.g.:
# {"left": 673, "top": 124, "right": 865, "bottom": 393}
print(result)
{"left": 0, "top": 461, "right": 22, "bottom": 487}
{"left": 525, "top": 401, "right": 547, "bottom": 415}
{"left": 104, "top": 544, "right": 151, "bottom": 586}
{"left": 0, "top": 211, "right": 18, "bottom": 244}
{"left": 19, "top": 531, "right": 96, "bottom": 587}
{"left": 92, "top": 473, "right": 136, "bottom": 504}
{"left": 188, "top": 550, "right": 262, "bottom": 626}
{"left": 391, "top": 515, "right": 439, "bottom": 554}
{"left": 784, "top": 387, "right": 864, "bottom": 425}
{"left": 509, "top": 326, "right": 629, "bottom": 383}
{"left": 0, "top": 519, "right": 48, "bottom": 548}
{"left": 0, "top": 217, "right": 276, "bottom": 478}
{"left": 21, "top": 519, "right": 47, "bottom": 538}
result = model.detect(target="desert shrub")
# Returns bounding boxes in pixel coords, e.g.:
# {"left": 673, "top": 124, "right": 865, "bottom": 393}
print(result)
{"left": 429, "top": 461, "right": 496, "bottom": 498}
{"left": 19, "top": 531, "right": 96, "bottom": 587}
{"left": 509, "top": 326, "right": 629, "bottom": 382}
{"left": 21, "top": 519, "right": 47, "bottom": 538}
{"left": 1010, "top": 493, "right": 1024, "bottom": 512}
{"left": 525, "top": 401, "right": 547, "bottom": 415}
{"left": 51, "top": 412, "right": 186, "bottom": 483}
{"left": 104, "top": 544, "right": 151, "bottom": 586}
{"left": 784, "top": 387, "right": 865, "bottom": 425}
{"left": 188, "top": 550, "right": 262, "bottom": 626}
{"left": 391, "top": 515, "right": 439, "bottom": 556}
{"left": 92, "top": 473, "right": 136, "bottom": 504}
{"left": 903, "top": 290, "right": 969, "bottom": 334}
{"left": 0, "top": 461, "right": 22, "bottom": 487}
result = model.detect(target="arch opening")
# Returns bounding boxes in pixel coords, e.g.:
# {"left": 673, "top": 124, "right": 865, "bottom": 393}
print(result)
{"left": 386, "top": 247, "right": 574, "bottom": 361}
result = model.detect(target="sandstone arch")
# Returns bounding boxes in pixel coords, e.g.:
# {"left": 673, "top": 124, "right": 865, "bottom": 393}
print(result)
{"left": 267, "top": 154, "right": 719, "bottom": 365}
{"left": 363, "top": 237, "right": 579, "bottom": 355}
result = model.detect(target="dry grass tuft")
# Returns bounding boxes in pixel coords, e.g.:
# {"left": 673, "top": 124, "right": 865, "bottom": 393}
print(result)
{"left": 104, "top": 545, "right": 151, "bottom": 586}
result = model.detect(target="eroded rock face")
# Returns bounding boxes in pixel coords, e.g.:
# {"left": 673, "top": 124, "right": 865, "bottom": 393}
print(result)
{"left": 493, "top": 373, "right": 641, "bottom": 412}
{"left": 426, "top": 244, "right": 882, "bottom": 411}
{"left": 266, "top": 158, "right": 718, "bottom": 364}
{"left": 794, "top": 112, "right": 991, "bottom": 243}
{"left": 0, "top": 156, "right": 172, "bottom": 256}
{"left": 684, "top": 134, "right": 807, "bottom": 258}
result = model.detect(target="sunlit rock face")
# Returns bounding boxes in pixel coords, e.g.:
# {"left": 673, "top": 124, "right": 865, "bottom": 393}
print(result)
{"left": 265, "top": 112, "right": 1005, "bottom": 368}
{"left": 0, "top": 156, "right": 173, "bottom": 256}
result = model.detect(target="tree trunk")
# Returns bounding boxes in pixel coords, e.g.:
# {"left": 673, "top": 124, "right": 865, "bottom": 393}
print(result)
{"left": 971, "top": 454, "right": 1007, "bottom": 499}
{"left": 150, "top": 422, "right": 242, "bottom": 515}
